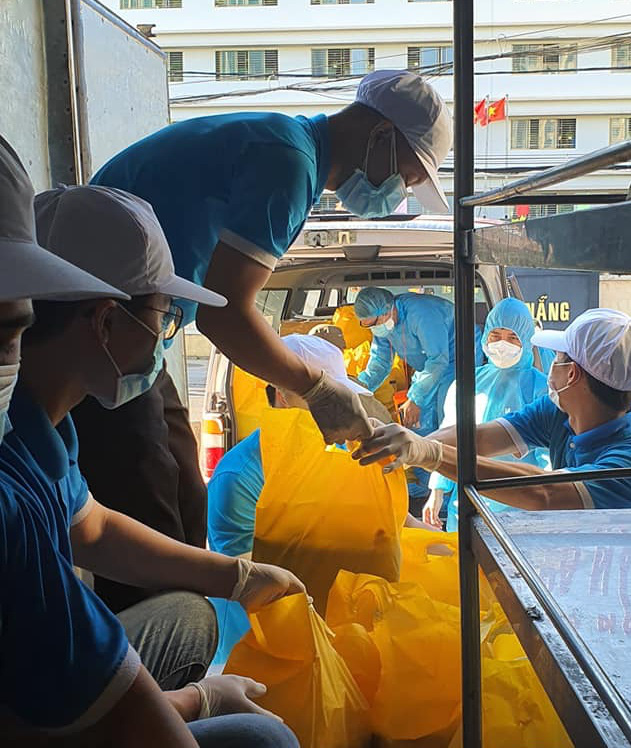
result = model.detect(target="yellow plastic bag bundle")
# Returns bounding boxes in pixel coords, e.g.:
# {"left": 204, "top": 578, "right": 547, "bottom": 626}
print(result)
{"left": 253, "top": 408, "right": 408, "bottom": 614}
{"left": 225, "top": 593, "right": 371, "bottom": 748}
{"left": 448, "top": 604, "right": 572, "bottom": 748}
{"left": 333, "top": 304, "right": 372, "bottom": 349}
{"left": 231, "top": 366, "right": 270, "bottom": 440}
{"left": 327, "top": 570, "right": 462, "bottom": 742}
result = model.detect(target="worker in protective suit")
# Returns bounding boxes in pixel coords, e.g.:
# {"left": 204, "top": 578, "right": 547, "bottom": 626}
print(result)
{"left": 354, "top": 286, "right": 455, "bottom": 505}
{"left": 425, "top": 297, "right": 549, "bottom": 530}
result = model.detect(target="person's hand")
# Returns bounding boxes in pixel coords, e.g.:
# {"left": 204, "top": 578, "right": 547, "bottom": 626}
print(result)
{"left": 188, "top": 674, "right": 282, "bottom": 721}
{"left": 301, "top": 371, "right": 373, "bottom": 445}
{"left": 230, "top": 558, "right": 306, "bottom": 611}
{"left": 399, "top": 399, "right": 421, "bottom": 428}
{"left": 352, "top": 420, "right": 443, "bottom": 473}
{"left": 422, "top": 491, "right": 444, "bottom": 529}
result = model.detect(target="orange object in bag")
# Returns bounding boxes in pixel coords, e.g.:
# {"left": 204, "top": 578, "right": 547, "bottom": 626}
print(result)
{"left": 225, "top": 593, "right": 371, "bottom": 748}
{"left": 253, "top": 408, "right": 408, "bottom": 615}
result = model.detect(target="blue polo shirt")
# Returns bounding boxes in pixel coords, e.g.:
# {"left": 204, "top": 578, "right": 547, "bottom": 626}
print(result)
{"left": 91, "top": 112, "right": 331, "bottom": 326}
{"left": 208, "top": 429, "right": 263, "bottom": 557}
{"left": 0, "top": 386, "right": 139, "bottom": 731}
{"left": 499, "top": 396, "right": 631, "bottom": 509}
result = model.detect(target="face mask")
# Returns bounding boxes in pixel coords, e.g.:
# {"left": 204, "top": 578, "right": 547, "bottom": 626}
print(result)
{"left": 0, "top": 362, "right": 19, "bottom": 446}
{"left": 483, "top": 340, "right": 523, "bottom": 369}
{"left": 370, "top": 315, "right": 395, "bottom": 338}
{"left": 336, "top": 129, "right": 407, "bottom": 218}
{"left": 547, "top": 361, "right": 573, "bottom": 410}
{"left": 95, "top": 307, "right": 165, "bottom": 410}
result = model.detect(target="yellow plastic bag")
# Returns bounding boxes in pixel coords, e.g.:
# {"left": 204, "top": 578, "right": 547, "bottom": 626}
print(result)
{"left": 327, "top": 571, "right": 462, "bottom": 741}
{"left": 225, "top": 593, "right": 371, "bottom": 748}
{"left": 231, "top": 366, "right": 270, "bottom": 440}
{"left": 253, "top": 408, "right": 408, "bottom": 614}
{"left": 333, "top": 304, "right": 372, "bottom": 349}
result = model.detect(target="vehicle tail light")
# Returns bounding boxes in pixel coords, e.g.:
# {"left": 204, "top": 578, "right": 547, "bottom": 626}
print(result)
{"left": 201, "top": 415, "right": 225, "bottom": 481}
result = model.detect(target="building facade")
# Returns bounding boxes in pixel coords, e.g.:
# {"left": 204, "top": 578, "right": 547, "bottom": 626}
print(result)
{"left": 102, "top": 0, "right": 631, "bottom": 219}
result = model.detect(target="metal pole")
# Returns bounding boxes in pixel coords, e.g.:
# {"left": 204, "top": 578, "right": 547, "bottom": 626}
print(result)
{"left": 465, "top": 484, "right": 631, "bottom": 743}
{"left": 478, "top": 466, "right": 631, "bottom": 492}
{"left": 460, "top": 140, "right": 631, "bottom": 207}
{"left": 454, "top": 0, "right": 482, "bottom": 745}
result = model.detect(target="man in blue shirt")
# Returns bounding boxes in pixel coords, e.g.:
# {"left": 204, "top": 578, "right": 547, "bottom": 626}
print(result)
{"left": 0, "top": 141, "right": 301, "bottom": 745}
{"left": 354, "top": 309, "right": 631, "bottom": 511}
{"left": 75, "top": 72, "right": 453, "bottom": 602}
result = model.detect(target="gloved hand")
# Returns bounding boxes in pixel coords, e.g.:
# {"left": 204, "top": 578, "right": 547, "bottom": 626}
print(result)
{"left": 187, "top": 674, "right": 282, "bottom": 721}
{"left": 230, "top": 558, "right": 306, "bottom": 611}
{"left": 352, "top": 420, "right": 443, "bottom": 473}
{"left": 301, "top": 371, "right": 373, "bottom": 445}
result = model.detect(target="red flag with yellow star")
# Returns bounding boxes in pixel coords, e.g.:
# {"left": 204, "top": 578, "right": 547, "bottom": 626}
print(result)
{"left": 488, "top": 97, "right": 507, "bottom": 123}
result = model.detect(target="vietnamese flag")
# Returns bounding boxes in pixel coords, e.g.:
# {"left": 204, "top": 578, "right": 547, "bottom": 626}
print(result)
{"left": 474, "top": 99, "right": 488, "bottom": 126}
{"left": 488, "top": 97, "right": 507, "bottom": 123}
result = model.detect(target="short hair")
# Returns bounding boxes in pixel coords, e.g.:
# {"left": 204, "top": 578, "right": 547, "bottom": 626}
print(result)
{"left": 23, "top": 295, "right": 151, "bottom": 346}
{"left": 561, "top": 353, "right": 631, "bottom": 412}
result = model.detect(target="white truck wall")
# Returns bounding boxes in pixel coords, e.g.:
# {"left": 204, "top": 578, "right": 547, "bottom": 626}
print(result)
{"left": 0, "top": 0, "right": 50, "bottom": 190}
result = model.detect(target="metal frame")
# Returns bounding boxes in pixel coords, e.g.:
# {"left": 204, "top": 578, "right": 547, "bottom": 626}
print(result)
{"left": 453, "top": 3, "right": 631, "bottom": 746}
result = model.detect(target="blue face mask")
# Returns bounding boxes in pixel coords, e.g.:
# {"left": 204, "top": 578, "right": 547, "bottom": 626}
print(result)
{"left": 96, "top": 308, "right": 165, "bottom": 410}
{"left": 336, "top": 130, "right": 407, "bottom": 219}
{"left": 371, "top": 316, "right": 395, "bottom": 338}
{"left": 0, "top": 362, "right": 19, "bottom": 447}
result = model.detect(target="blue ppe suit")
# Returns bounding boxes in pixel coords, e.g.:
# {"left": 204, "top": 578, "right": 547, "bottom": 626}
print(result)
{"left": 434, "top": 298, "right": 549, "bottom": 529}
{"left": 357, "top": 292, "right": 456, "bottom": 497}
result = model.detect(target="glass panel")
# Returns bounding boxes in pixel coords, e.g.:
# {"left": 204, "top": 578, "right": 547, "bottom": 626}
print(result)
{"left": 255, "top": 290, "right": 288, "bottom": 329}
{"left": 511, "top": 120, "right": 529, "bottom": 149}
{"left": 312, "top": 49, "right": 327, "bottom": 77}
{"left": 542, "top": 119, "right": 557, "bottom": 149}
{"left": 350, "top": 48, "right": 369, "bottom": 75}
{"left": 248, "top": 50, "right": 265, "bottom": 77}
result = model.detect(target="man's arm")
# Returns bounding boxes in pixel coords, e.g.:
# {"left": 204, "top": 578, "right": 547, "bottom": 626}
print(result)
{"left": 433, "top": 444, "right": 584, "bottom": 511}
{"left": 6, "top": 666, "right": 198, "bottom": 748}
{"left": 197, "top": 243, "right": 319, "bottom": 396}
{"left": 71, "top": 500, "right": 239, "bottom": 598}
{"left": 430, "top": 419, "right": 520, "bottom": 457}
{"left": 357, "top": 336, "right": 395, "bottom": 393}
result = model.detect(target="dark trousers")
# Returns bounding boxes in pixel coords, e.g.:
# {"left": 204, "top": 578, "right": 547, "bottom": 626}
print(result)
{"left": 72, "top": 366, "right": 208, "bottom": 613}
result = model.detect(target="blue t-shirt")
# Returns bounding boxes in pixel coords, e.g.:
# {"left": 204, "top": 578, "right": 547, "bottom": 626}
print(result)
{"left": 501, "top": 396, "right": 631, "bottom": 509}
{"left": 0, "top": 386, "right": 139, "bottom": 731}
{"left": 91, "top": 112, "right": 331, "bottom": 326}
{"left": 207, "top": 429, "right": 264, "bottom": 557}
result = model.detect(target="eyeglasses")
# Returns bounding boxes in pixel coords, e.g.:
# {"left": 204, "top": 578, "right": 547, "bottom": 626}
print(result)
{"left": 141, "top": 303, "right": 184, "bottom": 341}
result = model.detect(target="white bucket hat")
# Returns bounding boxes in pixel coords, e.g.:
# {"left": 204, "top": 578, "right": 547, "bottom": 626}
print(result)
{"left": 355, "top": 69, "right": 453, "bottom": 214}
{"left": 282, "top": 333, "right": 370, "bottom": 396}
{"left": 532, "top": 308, "right": 631, "bottom": 391}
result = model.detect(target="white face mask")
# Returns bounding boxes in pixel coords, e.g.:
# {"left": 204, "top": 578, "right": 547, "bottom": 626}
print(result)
{"left": 0, "top": 362, "right": 20, "bottom": 445}
{"left": 547, "top": 361, "right": 573, "bottom": 410}
{"left": 483, "top": 340, "right": 523, "bottom": 369}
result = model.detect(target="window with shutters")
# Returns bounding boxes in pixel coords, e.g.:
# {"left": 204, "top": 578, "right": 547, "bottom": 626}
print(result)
{"left": 312, "top": 0, "right": 374, "bottom": 4}
{"left": 167, "top": 51, "right": 183, "bottom": 82}
{"left": 511, "top": 118, "right": 576, "bottom": 149}
{"left": 312, "top": 194, "right": 340, "bottom": 213}
{"left": 610, "top": 117, "right": 631, "bottom": 144}
{"left": 215, "top": 0, "right": 278, "bottom": 6}
{"left": 311, "top": 48, "right": 375, "bottom": 78}
{"left": 512, "top": 43, "right": 576, "bottom": 73}
{"left": 612, "top": 41, "right": 631, "bottom": 70}
{"left": 120, "top": 0, "right": 182, "bottom": 7}
{"left": 408, "top": 46, "right": 453, "bottom": 74}
{"left": 215, "top": 50, "right": 278, "bottom": 80}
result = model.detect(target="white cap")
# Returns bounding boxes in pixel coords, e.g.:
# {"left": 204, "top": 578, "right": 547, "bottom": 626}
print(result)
{"left": 355, "top": 70, "right": 453, "bottom": 214}
{"left": 532, "top": 308, "right": 631, "bottom": 391}
{"left": 34, "top": 186, "right": 227, "bottom": 307}
{"left": 0, "top": 135, "right": 129, "bottom": 303}
{"left": 282, "top": 333, "right": 370, "bottom": 396}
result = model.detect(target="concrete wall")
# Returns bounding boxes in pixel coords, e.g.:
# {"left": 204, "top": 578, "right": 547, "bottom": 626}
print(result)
{"left": 599, "top": 276, "right": 631, "bottom": 317}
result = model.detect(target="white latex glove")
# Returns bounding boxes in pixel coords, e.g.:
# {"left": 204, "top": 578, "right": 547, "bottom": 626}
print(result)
{"left": 301, "top": 370, "right": 373, "bottom": 445}
{"left": 353, "top": 420, "right": 443, "bottom": 473}
{"left": 187, "top": 674, "right": 282, "bottom": 721}
{"left": 230, "top": 558, "right": 306, "bottom": 611}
